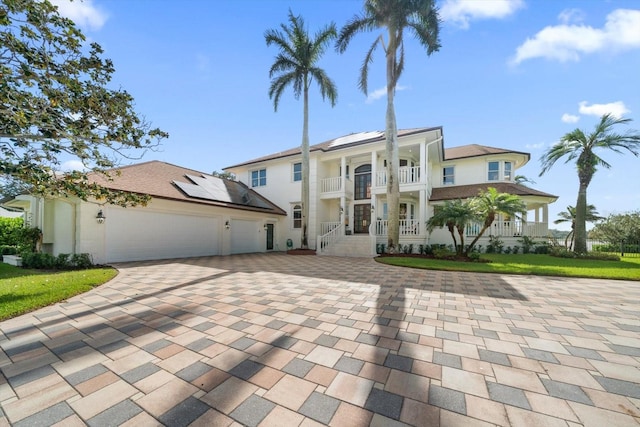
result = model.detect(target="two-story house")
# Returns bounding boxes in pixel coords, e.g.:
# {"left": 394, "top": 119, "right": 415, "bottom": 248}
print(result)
{"left": 225, "top": 126, "right": 557, "bottom": 256}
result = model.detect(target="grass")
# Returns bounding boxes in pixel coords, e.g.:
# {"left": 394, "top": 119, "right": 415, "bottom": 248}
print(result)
{"left": 0, "top": 263, "right": 118, "bottom": 321}
{"left": 376, "top": 253, "right": 640, "bottom": 281}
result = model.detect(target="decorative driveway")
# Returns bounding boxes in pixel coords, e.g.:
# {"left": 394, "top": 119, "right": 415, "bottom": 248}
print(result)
{"left": 1, "top": 253, "right": 639, "bottom": 426}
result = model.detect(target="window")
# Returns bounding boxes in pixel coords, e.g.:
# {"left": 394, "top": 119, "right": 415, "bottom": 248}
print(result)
{"left": 504, "top": 162, "right": 512, "bottom": 181}
{"left": 292, "top": 204, "right": 302, "bottom": 228}
{"left": 488, "top": 161, "right": 500, "bottom": 181}
{"left": 251, "top": 169, "right": 266, "bottom": 187}
{"left": 292, "top": 163, "right": 302, "bottom": 182}
{"left": 443, "top": 166, "right": 454, "bottom": 185}
{"left": 354, "top": 164, "right": 372, "bottom": 200}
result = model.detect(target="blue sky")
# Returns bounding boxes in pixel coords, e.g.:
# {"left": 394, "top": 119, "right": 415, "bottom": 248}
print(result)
{"left": 52, "top": 0, "right": 640, "bottom": 229}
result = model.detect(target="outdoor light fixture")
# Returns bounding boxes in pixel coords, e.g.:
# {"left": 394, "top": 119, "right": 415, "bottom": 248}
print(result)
{"left": 96, "top": 209, "right": 106, "bottom": 224}
{"left": 225, "top": 220, "right": 230, "bottom": 230}
{"left": 339, "top": 206, "right": 344, "bottom": 214}
{"left": 371, "top": 205, "right": 375, "bottom": 213}
{"left": 264, "top": 223, "right": 268, "bottom": 230}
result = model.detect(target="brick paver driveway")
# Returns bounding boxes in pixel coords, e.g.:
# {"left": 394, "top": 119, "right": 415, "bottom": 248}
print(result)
{"left": 1, "top": 253, "right": 639, "bottom": 426}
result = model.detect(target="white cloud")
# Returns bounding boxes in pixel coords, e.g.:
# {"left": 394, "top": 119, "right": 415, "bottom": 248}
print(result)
{"left": 558, "top": 8, "right": 585, "bottom": 25}
{"left": 365, "top": 85, "right": 408, "bottom": 104}
{"left": 441, "top": 0, "right": 525, "bottom": 29}
{"left": 60, "top": 160, "right": 87, "bottom": 172}
{"left": 511, "top": 9, "right": 640, "bottom": 65}
{"left": 50, "top": 0, "right": 108, "bottom": 31}
{"left": 561, "top": 113, "right": 580, "bottom": 123}
{"left": 578, "top": 101, "right": 630, "bottom": 118}
{"left": 525, "top": 142, "right": 546, "bottom": 150}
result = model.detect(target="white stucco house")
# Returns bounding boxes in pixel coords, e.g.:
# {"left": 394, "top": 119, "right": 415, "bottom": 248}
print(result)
{"left": 224, "top": 127, "right": 557, "bottom": 256}
{"left": 3, "top": 161, "right": 286, "bottom": 264}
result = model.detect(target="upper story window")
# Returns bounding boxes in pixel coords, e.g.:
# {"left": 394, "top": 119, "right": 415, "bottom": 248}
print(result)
{"left": 504, "top": 162, "right": 512, "bottom": 181}
{"left": 292, "top": 204, "right": 302, "bottom": 228}
{"left": 488, "top": 161, "right": 500, "bottom": 181}
{"left": 443, "top": 166, "right": 454, "bottom": 185}
{"left": 354, "top": 164, "right": 372, "bottom": 200}
{"left": 292, "top": 163, "right": 302, "bottom": 182}
{"left": 251, "top": 168, "right": 266, "bottom": 187}
{"left": 488, "top": 161, "right": 512, "bottom": 181}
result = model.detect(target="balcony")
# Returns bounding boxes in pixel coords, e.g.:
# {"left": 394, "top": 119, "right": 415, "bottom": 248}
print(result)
{"left": 465, "top": 220, "right": 549, "bottom": 238}
{"left": 374, "top": 219, "right": 421, "bottom": 236}
{"left": 320, "top": 177, "right": 353, "bottom": 198}
{"left": 375, "top": 166, "right": 421, "bottom": 187}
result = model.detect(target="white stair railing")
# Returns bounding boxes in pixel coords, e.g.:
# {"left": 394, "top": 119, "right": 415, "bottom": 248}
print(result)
{"left": 317, "top": 224, "right": 344, "bottom": 254}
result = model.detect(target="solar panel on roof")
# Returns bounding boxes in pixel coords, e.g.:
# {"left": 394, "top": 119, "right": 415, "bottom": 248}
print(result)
{"left": 173, "top": 175, "right": 273, "bottom": 210}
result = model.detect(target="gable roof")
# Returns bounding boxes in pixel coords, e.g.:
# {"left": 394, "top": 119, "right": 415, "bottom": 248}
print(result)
{"left": 444, "top": 144, "right": 530, "bottom": 162}
{"left": 430, "top": 183, "right": 557, "bottom": 202}
{"left": 224, "top": 127, "right": 443, "bottom": 169}
{"left": 90, "top": 161, "right": 286, "bottom": 215}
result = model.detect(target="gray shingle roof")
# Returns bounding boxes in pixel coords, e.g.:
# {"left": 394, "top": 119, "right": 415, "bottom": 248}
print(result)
{"left": 430, "top": 183, "right": 557, "bottom": 201}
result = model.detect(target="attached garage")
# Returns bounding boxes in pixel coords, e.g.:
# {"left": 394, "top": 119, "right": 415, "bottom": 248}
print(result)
{"left": 105, "top": 207, "right": 221, "bottom": 262}
{"left": 230, "top": 219, "right": 260, "bottom": 254}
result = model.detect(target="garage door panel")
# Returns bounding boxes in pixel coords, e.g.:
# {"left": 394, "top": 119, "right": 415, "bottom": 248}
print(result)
{"left": 106, "top": 208, "right": 219, "bottom": 262}
{"left": 231, "top": 219, "right": 260, "bottom": 254}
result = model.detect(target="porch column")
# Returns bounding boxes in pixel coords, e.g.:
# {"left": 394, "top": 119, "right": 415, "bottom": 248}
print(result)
{"left": 340, "top": 156, "right": 346, "bottom": 191}
{"left": 370, "top": 150, "right": 377, "bottom": 188}
{"left": 419, "top": 189, "right": 427, "bottom": 235}
{"left": 542, "top": 204, "right": 548, "bottom": 224}
{"left": 419, "top": 140, "right": 427, "bottom": 185}
{"left": 535, "top": 207, "right": 540, "bottom": 223}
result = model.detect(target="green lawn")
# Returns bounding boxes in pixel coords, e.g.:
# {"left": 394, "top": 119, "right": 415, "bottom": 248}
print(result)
{"left": 376, "top": 253, "right": 640, "bottom": 281}
{"left": 0, "top": 263, "right": 118, "bottom": 321}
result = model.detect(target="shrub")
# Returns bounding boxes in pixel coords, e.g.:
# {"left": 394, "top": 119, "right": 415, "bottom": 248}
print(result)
{"left": 550, "top": 247, "right": 620, "bottom": 261}
{"left": 534, "top": 244, "right": 549, "bottom": 254}
{"left": 16, "top": 227, "right": 42, "bottom": 252}
{"left": 21, "top": 252, "right": 56, "bottom": 269}
{"left": 0, "top": 217, "right": 23, "bottom": 246}
{"left": 518, "top": 236, "right": 537, "bottom": 254}
{"left": 71, "top": 253, "right": 94, "bottom": 269}
{"left": 486, "top": 235, "right": 504, "bottom": 254}
{"left": 468, "top": 252, "right": 481, "bottom": 261}
{"left": 433, "top": 248, "right": 455, "bottom": 259}
{"left": 504, "top": 246, "right": 512, "bottom": 254}
{"left": 0, "top": 245, "right": 18, "bottom": 255}
{"left": 512, "top": 245, "right": 520, "bottom": 254}
{"left": 19, "top": 252, "right": 94, "bottom": 270}
{"left": 404, "top": 244, "right": 414, "bottom": 254}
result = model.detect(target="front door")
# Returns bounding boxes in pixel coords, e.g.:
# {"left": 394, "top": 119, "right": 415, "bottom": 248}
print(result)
{"left": 354, "top": 204, "right": 371, "bottom": 234}
{"left": 266, "top": 224, "right": 274, "bottom": 250}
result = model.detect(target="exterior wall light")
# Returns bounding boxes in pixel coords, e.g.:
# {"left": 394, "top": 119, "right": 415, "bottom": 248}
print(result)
{"left": 96, "top": 209, "right": 106, "bottom": 224}
{"left": 370, "top": 205, "right": 375, "bottom": 213}
{"left": 264, "top": 223, "right": 268, "bottom": 230}
{"left": 225, "top": 220, "right": 230, "bottom": 230}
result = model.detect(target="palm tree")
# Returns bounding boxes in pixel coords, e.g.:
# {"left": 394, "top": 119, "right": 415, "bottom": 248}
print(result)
{"left": 426, "top": 199, "right": 477, "bottom": 255}
{"left": 540, "top": 114, "right": 640, "bottom": 253}
{"left": 265, "top": 11, "right": 338, "bottom": 250}
{"left": 554, "top": 204, "right": 603, "bottom": 249}
{"left": 514, "top": 175, "right": 536, "bottom": 186}
{"left": 465, "top": 187, "right": 527, "bottom": 256}
{"left": 336, "top": 0, "right": 440, "bottom": 253}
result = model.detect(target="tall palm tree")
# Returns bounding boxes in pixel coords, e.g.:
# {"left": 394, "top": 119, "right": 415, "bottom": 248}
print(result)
{"left": 426, "top": 199, "right": 477, "bottom": 255}
{"left": 336, "top": 0, "right": 440, "bottom": 253}
{"left": 540, "top": 114, "right": 640, "bottom": 253}
{"left": 554, "top": 204, "right": 603, "bottom": 249}
{"left": 465, "top": 187, "right": 527, "bottom": 256}
{"left": 266, "top": 11, "right": 338, "bottom": 250}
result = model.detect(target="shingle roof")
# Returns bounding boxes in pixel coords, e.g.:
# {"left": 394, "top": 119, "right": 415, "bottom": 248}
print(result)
{"left": 89, "top": 161, "right": 286, "bottom": 215}
{"left": 224, "top": 127, "right": 442, "bottom": 168}
{"left": 430, "top": 183, "right": 557, "bottom": 201}
{"left": 444, "top": 144, "right": 530, "bottom": 161}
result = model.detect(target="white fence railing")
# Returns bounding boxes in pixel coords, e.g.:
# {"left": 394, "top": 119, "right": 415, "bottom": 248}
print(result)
{"left": 320, "top": 222, "right": 341, "bottom": 235}
{"left": 317, "top": 224, "right": 344, "bottom": 254}
{"left": 375, "top": 166, "right": 421, "bottom": 186}
{"left": 374, "top": 219, "right": 421, "bottom": 236}
{"left": 320, "top": 177, "right": 353, "bottom": 194}
{"left": 465, "top": 221, "right": 548, "bottom": 237}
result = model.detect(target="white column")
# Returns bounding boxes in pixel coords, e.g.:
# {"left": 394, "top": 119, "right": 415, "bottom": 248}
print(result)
{"left": 370, "top": 151, "right": 377, "bottom": 188}
{"left": 420, "top": 140, "right": 427, "bottom": 185}
{"left": 543, "top": 204, "right": 548, "bottom": 224}
{"left": 340, "top": 156, "right": 346, "bottom": 191}
{"left": 419, "top": 189, "right": 427, "bottom": 235}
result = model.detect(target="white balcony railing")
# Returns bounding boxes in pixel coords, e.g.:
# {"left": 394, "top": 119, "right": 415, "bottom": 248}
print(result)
{"left": 375, "top": 166, "right": 421, "bottom": 186}
{"left": 374, "top": 219, "right": 421, "bottom": 236}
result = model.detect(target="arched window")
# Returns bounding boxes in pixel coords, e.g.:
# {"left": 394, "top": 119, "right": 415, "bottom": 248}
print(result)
{"left": 292, "top": 204, "right": 302, "bottom": 229}
{"left": 354, "top": 164, "right": 371, "bottom": 200}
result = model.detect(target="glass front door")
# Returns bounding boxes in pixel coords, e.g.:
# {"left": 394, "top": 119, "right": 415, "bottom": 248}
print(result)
{"left": 266, "top": 224, "right": 274, "bottom": 250}
{"left": 354, "top": 204, "right": 371, "bottom": 234}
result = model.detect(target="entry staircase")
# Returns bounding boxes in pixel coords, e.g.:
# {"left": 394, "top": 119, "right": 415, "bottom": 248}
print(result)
{"left": 317, "top": 232, "right": 373, "bottom": 257}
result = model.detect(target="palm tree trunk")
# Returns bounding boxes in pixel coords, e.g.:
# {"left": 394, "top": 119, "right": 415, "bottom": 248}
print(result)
{"left": 574, "top": 182, "right": 588, "bottom": 253}
{"left": 385, "top": 30, "right": 400, "bottom": 253}
{"left": 301, "top": 84, "right": 310, "bottom": 249}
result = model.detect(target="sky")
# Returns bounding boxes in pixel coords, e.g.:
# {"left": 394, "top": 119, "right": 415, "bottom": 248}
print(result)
{"left": 50, "top": 0, "right": 640, "bottom": 230}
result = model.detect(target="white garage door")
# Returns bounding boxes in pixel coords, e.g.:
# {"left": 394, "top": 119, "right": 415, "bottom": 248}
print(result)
{"left": 231, "top": 219, "right": 261, "bottom": 254}
{"left": 105, "top": 208, "right": 220, "bottom": 262}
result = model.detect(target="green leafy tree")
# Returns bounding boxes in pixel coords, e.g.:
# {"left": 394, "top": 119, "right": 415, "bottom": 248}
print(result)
{"left": 554, "top": 204, "right": 603, "bottom": 249}
{"left": 426, "top": 199, "right": 477, "bottom": 255}
{"left": 590, "top": 211, "right": 640, "bottom": 243}
{"left": 540, "top": 114, "right": 640, "bottom": 253}
{"left": 465, "top": 187, "right": 527, "bottom": 256}
{"left": 266, "top": 10, "right": 337, "bottom": 249}
{"left": 336, "top": 0, "right": 440, "bottom": 253}
{"left": 1, "top": 0, "right": 168, "bottom": 207}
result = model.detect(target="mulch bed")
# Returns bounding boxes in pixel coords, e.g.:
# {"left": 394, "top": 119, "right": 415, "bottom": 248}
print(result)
{"left": 287, "top": 249, "right": 317, "bottom": 255}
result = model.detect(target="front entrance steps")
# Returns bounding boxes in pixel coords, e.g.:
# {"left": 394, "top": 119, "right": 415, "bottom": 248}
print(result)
{"left": 318, "top": 235, "right": 373, "bottom": 257}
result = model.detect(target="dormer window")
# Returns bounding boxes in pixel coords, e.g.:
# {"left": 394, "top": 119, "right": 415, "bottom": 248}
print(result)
{"left": 488, "top": 161, "right": 512, "bottom": 181}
